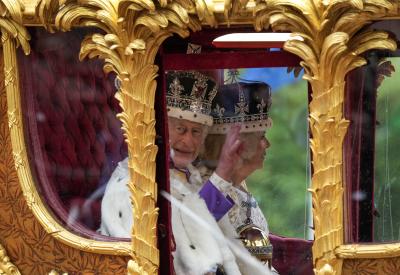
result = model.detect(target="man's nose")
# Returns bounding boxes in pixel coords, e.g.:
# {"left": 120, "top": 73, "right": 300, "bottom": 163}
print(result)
{"left": 181, "top": 131, "right": 195, "bottom": 145}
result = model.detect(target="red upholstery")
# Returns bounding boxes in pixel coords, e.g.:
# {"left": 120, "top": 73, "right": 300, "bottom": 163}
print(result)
{"left": 19, "top": 28, "right": 127, "bottom": 234}
{"left": 270, "top": 234, "right": 314, "bottom": 275}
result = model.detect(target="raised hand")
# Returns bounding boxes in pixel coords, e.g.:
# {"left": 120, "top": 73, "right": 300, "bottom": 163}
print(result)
{"left": 215, "top": 124, "right": 243, "bottom": 182}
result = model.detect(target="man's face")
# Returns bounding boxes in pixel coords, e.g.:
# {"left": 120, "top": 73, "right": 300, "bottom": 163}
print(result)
{"left": 168, "top": 117, "right": 207, "bottom": 168}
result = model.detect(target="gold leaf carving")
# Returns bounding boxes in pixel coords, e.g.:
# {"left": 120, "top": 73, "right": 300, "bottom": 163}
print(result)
{"left": 4, "top": 67, "right": 15, "bottom": 88}
{"left": 254, "top": 1, "right": 397, "bottom": 274}
{"left": 35, "top": 0, "right": 61, "bottom": 32}
{"left": 342, "top": 257, "right": 400, "bottom": 275}
{"left": 52, "top": 0, "right": 219, "bottom": 272}
{"left": 1, "top": 19, "right": 132, "bottom": 269}
{"left": 12, "top": 151, "right": 23, "bottom": 170}
{"left": 48, "top": 270, "right": 68, "bottom": 275}
{"left": 337, "top": 243, "right": 400, "bottom": 259}
{"left": 128, "top": 259, "right": 148, "bottom": 275}
{"left": 7, "top": 109, "right": 17, "bottom": 129}
{"left": 0, "top": 42, "right": 129, "bottom": 274}
{"left": 0, "top": 244, "right": 21, "bottom": 275}
{"left": 0, "top": 0, "right": 30, "bottom": 54}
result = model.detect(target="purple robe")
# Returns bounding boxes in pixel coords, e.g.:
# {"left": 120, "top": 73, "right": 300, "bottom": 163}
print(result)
{"left": 199, "top": 180, "right": 234, "bottom": 221}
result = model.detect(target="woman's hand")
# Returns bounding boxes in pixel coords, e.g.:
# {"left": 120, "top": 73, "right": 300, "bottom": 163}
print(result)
{"left": 215, "top": 124, "right": 243, "bottom": 182}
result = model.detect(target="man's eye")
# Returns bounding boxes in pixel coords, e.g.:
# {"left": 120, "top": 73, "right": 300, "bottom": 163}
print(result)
{"left": 192, "top": 129, "right": 202, "bottom": 136}
{"left": 176, "top": 127, "right": 185, "bottom": 133}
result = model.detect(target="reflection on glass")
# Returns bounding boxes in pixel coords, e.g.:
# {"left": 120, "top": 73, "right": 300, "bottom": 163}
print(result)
{"left": 164, "top": 68, "right": 312, "bottom": 275}
{"left": 19, "top": 28, "right": 127, "bottom": 239}
{"left": 375, "top": 57, "right": 400, "bottom": 242}
{"left": 240, "top": 68, "right": 312, "bottom": 240}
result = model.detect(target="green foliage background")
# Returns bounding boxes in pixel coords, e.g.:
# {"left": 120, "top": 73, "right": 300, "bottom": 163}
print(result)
{"left": 374, "top": 57, "right": 400, "bottom": 242}
{"left": 240, "top": 58, "right": 400, "bottom": 241}
{"left": 246, "top": 76, "right": 311, "bottom": 239}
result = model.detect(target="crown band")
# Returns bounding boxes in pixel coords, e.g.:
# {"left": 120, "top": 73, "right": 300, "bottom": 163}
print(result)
{"left": 209, "top": 117, "right": 272, "bottom": 134}
{"left": 167, "top": 107, "right": 214, "bottom": 126}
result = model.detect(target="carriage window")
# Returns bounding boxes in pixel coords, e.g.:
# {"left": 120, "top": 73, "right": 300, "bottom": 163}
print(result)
{"left": 163, "top": 60, "right": 312, "bottom": 274}
{"left": 242, "top": 67, "right": 312, "bottom": 239}
{"left": 18, "top": 28, "right": 128, "bottom": 239}
{"left": 345, "top": 20, "right": 400, "bottom": 243}
{"left": 374, "top": 56, "right": 400, "bottom": 242}
{"left": 164, "top": 66, "right": 311, "bottom": 240}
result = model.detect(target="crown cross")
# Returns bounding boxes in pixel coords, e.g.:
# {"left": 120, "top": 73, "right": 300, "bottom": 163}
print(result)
{"left": 225, "top": 70, "right": 240, "bottom": 84}
{"left": 241, "top": 199, "right": 257, "bottom": 208}
{"left": 242, "top": 193, "right": 257, "bottom": 225}
{"left": 235, "top": 101, "right": 249, "bottom": 117}
{"left": 170, "top": 77, "right": 184, "bottom": 97}
{"left": 235, "top": 86, "right": 249, "bottom": 116}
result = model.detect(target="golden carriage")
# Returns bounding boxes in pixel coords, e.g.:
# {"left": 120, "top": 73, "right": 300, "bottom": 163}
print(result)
{"left": 0, "top": 0, "right": 400, "bottom": 274}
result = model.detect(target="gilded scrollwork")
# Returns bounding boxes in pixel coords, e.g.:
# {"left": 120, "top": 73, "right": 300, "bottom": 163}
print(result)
{"left": 254, "top": 1, "right": 397, "bottom": 274}
{"left": 342, "top": 257, "right": 400, "bottom": 275}
{"left": 0, "top": 244, "right": 21, "bottom": 275}
{"left": 0, "top": 0, "right": 30, "bottom": 54}
{"left": 3, "top": 0, "right": 400, "bottom": 274}
{"left": 48, "top": 270, "right": 68, "bottom": 275}
{"left": 51, "top": 0, "right": 219, "bottom": 273}
{"left": 2, "top": 24, "right": 132, "bottom": 257}
{"left": 0, "top": 66, "right": 129, "bottom": 272}
{"left": 337, "top": 243, "right": 400, "bottom": 259}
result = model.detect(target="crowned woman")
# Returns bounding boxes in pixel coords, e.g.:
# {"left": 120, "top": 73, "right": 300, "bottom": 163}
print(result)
{"left": 197, "top": 71, "right": 279, "bottom": 274}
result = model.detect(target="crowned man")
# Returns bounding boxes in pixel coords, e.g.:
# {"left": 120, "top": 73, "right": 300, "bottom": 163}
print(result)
{"left": 100, "top": 71, "right": 271, "bottom": 275}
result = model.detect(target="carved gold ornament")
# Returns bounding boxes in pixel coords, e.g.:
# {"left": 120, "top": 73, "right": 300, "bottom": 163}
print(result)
{"left": 51, "top": 0, "right": 219, "bottom": 273}
{"left": 2, "top": 19, "right": 132, "bottom": 256}
{"left": 2, "top": 0, "right": 400, "bottom": 274}
{"left": 254, "top": 1, "right": 397, "bottom": 274}
{"left": 48, "top": 270, "right": 68, "bottom": 275}
{"left": 342, "top": 257, "right": 400, "bottom": 275}
{"left": 0, "top": 0, "right": 30, "bottom": 54}
{"left": 0, "top": 244, "right": 20, "bottom": 275}
{"left": 2, "top": 0, "right": 216, "bottom": 272}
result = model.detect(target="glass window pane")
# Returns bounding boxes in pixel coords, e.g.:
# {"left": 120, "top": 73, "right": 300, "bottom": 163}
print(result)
{"left": 19, "top": 27, "right": 128, "bottom": 240}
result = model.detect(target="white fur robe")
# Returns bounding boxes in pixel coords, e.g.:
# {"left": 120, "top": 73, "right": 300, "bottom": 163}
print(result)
{"left": 170, "top": 166, "right": 272, "bottom": 275}
{"left": 99, "top": 158, "right": 132, "bottom": 238}
{"left": 100, "top": 159, "right": 272, "bottom": 274}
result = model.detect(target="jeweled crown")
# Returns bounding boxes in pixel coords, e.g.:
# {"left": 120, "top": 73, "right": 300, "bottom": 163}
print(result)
{"left": 210, "top": 70, "right": 272, "bottom": 134}
{"left": 166, "top": 71, "right": 218, "bottom": 126}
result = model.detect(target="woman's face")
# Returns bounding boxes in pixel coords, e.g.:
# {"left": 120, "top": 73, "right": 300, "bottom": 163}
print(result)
{"left": 240, "top": 131, "right": 270, "bottom": 171}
